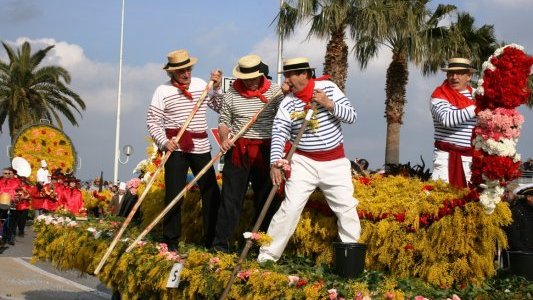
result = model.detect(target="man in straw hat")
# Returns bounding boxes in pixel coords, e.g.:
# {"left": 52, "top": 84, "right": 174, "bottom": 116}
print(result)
{"left": 430, "top": 57, "right": 477, "bottom": 188}
{"left": 211, "top": 54, "right": 284, "bottom": 253}
{"left": 146, "top": 49, "right": 223, "bottom": 250}
{"left": 257, "top": 57, "right": 361, "bottom": 263}
{"left": 506, "top": 183, "right": 533, "bottom": 251}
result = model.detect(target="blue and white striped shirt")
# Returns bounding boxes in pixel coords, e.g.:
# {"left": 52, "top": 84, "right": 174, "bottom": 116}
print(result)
{"left": 430, "top": 89, "right": 476, "bottom": 148}
{"left": 270, "top": 80, "right": 357, "bottom": 164}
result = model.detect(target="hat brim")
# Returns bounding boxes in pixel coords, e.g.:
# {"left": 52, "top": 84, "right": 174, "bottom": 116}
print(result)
{"left": 441, "top": 67, "right": 477, "bottom": 73}
{"left": 515, "top": 183, "right": 533, "bottom": 196}
{"left": 163, "top": 57, "right": 198, "bottom": 71}
{"left": 278, "top": 66, "right": 316, "bottom": 74}
{"left": 232, "top": 66, "right": 263, "bottom": 79}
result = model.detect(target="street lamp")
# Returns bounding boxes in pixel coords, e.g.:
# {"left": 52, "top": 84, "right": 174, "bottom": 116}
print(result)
{"left": 113, "top": 0, "right": 126, "bottom": 183}
{"left": 118, "top": 144, "right": 134, "bottom": 164}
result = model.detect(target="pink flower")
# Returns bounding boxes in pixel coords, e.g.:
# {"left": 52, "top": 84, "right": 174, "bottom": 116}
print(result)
{"left": 386, "top": 292, "right": 394, "bottom": 299}
{"left": 137, "top": 240, "right": 146, "bottom": 247}
{"left": 237, "top": 270, "right": 251, "bottom": 281}
{"left": 446, "top": 295, "right": 461, "bottom": 300}
{"left": 414, "top": 296, "right": 429, "bottom": 300}
{"left": 288, "top": 275, "right": 300, "bottom": 286}
{"left": 209, "top": 257, "right": 220, "bottom": 265}
{"left": 328, "top": 289, "right": 338, "bottom": 300}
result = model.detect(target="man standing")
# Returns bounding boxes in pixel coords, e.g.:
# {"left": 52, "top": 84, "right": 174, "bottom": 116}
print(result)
{"left": 211, "top": 54, "right": 284, "bottom": 252}
{"left": 146, "top": 49, "right": 222, "bottom": 250}
{"left": 258, "top": 57, "right": 361, "bottom": 262}
{"left": 110, "top": 182, "right": 127, "bottom": 215}
{"left": 430, "top": 58, "right": 477, "bottom": 188}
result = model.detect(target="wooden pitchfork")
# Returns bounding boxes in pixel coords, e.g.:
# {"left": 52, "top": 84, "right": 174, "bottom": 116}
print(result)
{"left": 94, "top": 80, "right": 214, "bottom": 275}
{"left": 219, "top": 102, "right": 316, "bottom": 300}
{"left": 124, "top": 90, "right": 284, "bottom": 253}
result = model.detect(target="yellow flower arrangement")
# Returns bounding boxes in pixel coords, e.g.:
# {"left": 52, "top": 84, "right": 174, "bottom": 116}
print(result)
{"left": 12, "top": 124, "right": 77, "bottom": 179}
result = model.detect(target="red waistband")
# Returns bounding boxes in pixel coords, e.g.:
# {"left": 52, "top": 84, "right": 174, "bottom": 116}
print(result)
{"left": 295, "top": 143, "right": 345, "bottom": 161}
{"left": 232, "top": 138, "right": 271, "bottom": 169}
{"left": 165, "top": 128, "right": 207, "bottom": 152}
{"left": 434, "top": 141, "right": 472, "bottom": 156}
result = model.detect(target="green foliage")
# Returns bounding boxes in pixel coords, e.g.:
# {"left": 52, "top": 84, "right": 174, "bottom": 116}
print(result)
{"left": 0, "top": 41, "right": 86, "bottom": 142}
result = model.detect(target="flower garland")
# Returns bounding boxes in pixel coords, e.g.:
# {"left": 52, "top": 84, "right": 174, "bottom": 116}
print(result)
{"left": 471, "top": 44, "right": 533, "bottom": 214}
{"left": 11, "top": 124, "right": 77, "bottom": 179}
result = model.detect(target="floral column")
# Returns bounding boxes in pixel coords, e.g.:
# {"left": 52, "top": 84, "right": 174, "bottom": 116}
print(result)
{"left": 471, "top": 44, "right": 533, "bottom": 214}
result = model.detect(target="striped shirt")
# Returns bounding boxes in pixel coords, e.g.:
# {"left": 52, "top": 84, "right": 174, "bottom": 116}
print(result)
{"left": 270, "top": 80, "right": 357, "bottom": 164}
{"left": 146, "top": 77, "right": 222, "bottom": 154}
{"left": 430, "top": 89, "right": 476, "bottom": 148}
{"left": 218, "top": 83, "right": 283, "bottom": 139}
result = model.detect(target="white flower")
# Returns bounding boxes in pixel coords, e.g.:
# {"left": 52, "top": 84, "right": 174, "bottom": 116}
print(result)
{"left": 87, "top": 227, "right": 96, "bottom": 233}
{"left": 243, "top": 232, "right": 253, "bottom": 239}
{"left": 473, "top": 137, "right": 517, "bottom": 157}
{"left": 67, "top": 221, "right": 78, "bottom": 227}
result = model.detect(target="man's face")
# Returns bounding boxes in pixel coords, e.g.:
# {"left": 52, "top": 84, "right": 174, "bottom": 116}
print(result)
{"left": 2, "top": 170, "right": 14, "bottom": 179}
{"left": 283, "top": 71, "right": 308, "bottom": 94}
{"left": 242, "top": 76, "right": 262, "bottom": 91}
{"left": 446, "top": 70, "right": 472, "bottom": 91}
{"left": 172, "top": 67, "right": 193, "bottom": 86}
{"left": 526, "top": 194, "right": 533, "bottom": 207}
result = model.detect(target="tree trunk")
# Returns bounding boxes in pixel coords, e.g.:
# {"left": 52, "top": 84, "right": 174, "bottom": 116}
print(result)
{"left": 323, "top": 27, "right": 348, "bottom": 92}
{"left": 384, "top": 52, "right": 409, "bottom": 166}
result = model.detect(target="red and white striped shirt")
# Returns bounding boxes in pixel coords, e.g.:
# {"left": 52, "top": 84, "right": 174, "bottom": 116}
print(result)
{"left": 146, "top": 77, "right": 222, "bottom": 154}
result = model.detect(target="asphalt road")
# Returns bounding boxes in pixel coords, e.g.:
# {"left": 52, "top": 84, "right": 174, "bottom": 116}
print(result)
{"left": 0, "top": 223, "right": 112, "bottom": 300}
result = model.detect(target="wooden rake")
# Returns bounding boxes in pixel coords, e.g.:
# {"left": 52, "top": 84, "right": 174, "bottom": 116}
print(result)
{"left": 94, "top": 80, "right": 214, "bottom": 275}
{"left": 219, "top": 102, "right": 317, "bottom": 300}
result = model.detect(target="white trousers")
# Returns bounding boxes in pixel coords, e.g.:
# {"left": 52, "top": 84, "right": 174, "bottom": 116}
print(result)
{"left": 431, "top": 149, "right": 472, "bottom": 183}
{"left": 258, "top": 154, "right": 361, "bottom": 262}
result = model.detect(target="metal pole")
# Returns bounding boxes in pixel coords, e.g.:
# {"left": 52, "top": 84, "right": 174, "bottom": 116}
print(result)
{"left": 113, "top": 0, "right": 125, "bottom": 184}
{"left": 276, "top": 0, "right": 284, "bottom": 85}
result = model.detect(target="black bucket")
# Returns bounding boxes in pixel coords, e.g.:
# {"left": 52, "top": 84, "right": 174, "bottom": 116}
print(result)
{"left": 508, "top": 251, "right": 533, "bottom": 281}
{"left": 332, "top": 242, "right": 367, "bottom": 278}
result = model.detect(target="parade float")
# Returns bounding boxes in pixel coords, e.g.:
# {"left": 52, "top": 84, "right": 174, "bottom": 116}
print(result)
{"left": 11, "top": 123, "right": 77, "bottom": 178}
{"left": 32, "top": 45, "right": 533, "bottom": 299}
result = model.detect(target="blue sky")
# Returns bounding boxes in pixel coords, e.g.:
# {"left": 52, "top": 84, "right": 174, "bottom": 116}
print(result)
{"left": 1, "top": 0, "right": 533, "bottom": 182}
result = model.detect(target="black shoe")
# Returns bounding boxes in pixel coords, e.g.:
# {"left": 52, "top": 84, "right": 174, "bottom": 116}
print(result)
{"left": 18, "top": 232, "right": 24, "bottom": 237}
{"left": 8, "top": 240, "right": 15, "bottom": 245}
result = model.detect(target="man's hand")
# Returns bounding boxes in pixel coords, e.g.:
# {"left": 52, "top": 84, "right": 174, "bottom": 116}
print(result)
{"left": 218, "top": 125, "right": 234, "bottom": 152}
{"left": 210, "top": 70, "right": 223, "bottom": 90}
{"left": 312, "top": 89, "right": 334, "bottom": 111}
{"left": 165, "top": 138, "right": 178, "bottom": 152}
{"left": 220, "top": 137, "right": 234, "bottom": 153}
{"left": 270, "top": 166, "right": 283, "bottom": 186}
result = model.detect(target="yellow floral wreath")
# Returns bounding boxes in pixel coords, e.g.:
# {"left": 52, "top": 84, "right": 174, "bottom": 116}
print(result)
{"left": 11, "top": 124, "right": 77, "bottom": 180}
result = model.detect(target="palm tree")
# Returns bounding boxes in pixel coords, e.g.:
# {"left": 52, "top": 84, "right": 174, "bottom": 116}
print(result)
{"left": 350, "top": 0, "right": 456, "bottom": 166}
{"left": 276, "top": 0, "right": 358, "bottom": 91}
{"left": 0, "top": 41, "right": 86, "bottom": 143}
{"left": 351, "top": 1, "right": 497, "bottom": 166}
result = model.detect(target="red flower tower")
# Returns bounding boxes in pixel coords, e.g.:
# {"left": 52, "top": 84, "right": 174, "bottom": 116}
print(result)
{"left": 471, "top": 44, "right": 533, "bottom": 213}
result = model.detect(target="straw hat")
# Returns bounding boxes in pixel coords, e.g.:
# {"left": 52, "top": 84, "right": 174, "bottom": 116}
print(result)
{"left": 441, "top": 58, "right": 476, "bottom": 72}
{"left": 279, "top": 57, "right": 315, "bottom": 73}
{"left": 163, "top": 49, "right": 198, "bottom": 71}
{"left": 516, "top": 183, "right": 533, "bottom": 196}
{"left": 232, "top": 54, "right": 264, "bottom": 79}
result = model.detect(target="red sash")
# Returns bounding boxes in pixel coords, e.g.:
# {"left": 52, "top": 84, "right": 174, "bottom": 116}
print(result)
{"left": 295, "top": 143, "right": 345, "bottom": 161}
{"left": 165, "top": 128, "right": 208, "bottom": 152}
{"left": 435, "top": 141, "right": 472, "bottom": 188}
{"left": 231, "top": 138, "right": 270, "bottom": 169}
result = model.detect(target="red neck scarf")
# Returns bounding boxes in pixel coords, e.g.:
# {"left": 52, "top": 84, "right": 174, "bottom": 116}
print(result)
{"left": 294, "top": 75, "right": 331, "bottom": 106}
{"left": 171, "top": 79, "right": 193, "bottom": 100}
{"left": 431, "top": 80, "right": 474, "bottom": 109}
{"left": 232, "top": 76, "right": 271, "bottom": 103}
